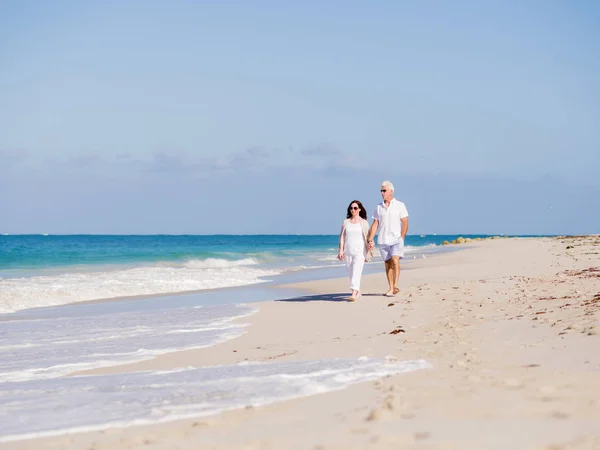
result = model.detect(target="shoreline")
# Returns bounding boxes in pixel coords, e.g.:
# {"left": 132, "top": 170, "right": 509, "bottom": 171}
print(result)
{"left": 1, "top": 241, "right": 464, "bottom": 318}
{"left": 3, "top": 236, "right": 600, "bottom": 449}
{"left": 69, "top": 240, "right": 487, "bottom": 377}
{"left": 69, "top": 237, "right": 546, "bottom": 377}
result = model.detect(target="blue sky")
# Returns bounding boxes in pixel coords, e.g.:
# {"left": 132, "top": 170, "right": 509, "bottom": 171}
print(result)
{"left": 1, "top": 0, "right": 599, "bottom": 234}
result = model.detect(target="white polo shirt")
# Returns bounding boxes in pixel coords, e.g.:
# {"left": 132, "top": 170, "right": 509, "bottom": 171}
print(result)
{"left": 372, "top": 198, "right": 409, "bottom": 246}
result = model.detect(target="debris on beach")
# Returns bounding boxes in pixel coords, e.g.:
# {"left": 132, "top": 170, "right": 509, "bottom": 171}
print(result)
{"left": 442, "top": 235, "right": 509, "bottom": 245}
{"left": 582, "top": 293, "right": 600, "bottom": 312}
{"left": 559, "top": 267, "right": 600, "bottom": 278}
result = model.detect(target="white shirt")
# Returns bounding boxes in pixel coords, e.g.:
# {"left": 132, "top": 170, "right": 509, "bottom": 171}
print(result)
{"left": 372, "top": 198, "right": 409, "bottom": 246}
{"left": 344, "top": 221, "right": 365, "bottom": 256}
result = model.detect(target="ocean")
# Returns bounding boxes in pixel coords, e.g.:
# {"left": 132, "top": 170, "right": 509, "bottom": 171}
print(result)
{"left": 0, "top": 234, "right": 505, "bottom": 440}
{"left": 0, "top": 234, "right": 479, "bottom": 313}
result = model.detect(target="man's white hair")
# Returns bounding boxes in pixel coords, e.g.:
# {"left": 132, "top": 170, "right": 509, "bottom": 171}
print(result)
{"left": 381, "top": 180, "right": 394, "bottom": 192}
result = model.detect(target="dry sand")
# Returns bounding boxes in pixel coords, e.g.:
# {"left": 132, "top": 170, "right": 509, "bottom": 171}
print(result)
{"left": 4, "top": 237, "right": 600, "bottom": 450}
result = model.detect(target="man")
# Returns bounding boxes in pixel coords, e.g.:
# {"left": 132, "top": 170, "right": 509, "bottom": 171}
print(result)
{"left": 367, "top": 180, "right": 409, "bottom": 297}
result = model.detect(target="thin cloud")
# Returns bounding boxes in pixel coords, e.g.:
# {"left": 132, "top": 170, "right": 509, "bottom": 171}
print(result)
{"left": 228, "top": 146, "right": 271, "bottom": 170}
{"left": 300, "top": 143, "right": 343, "bottom": 157}
{"left": 67, "top": 153, "right": 103, "bottom": 169}
{"left": 322, "top": 153, "right": 362, "bottom": 171}
{"left": 297, "top": 143, "right": 360, "bottom": 170}
{"left": 2, "top": 144, "right": 356, "bottom": 178}
{"left": 144, "top": 151, "right": 197, "bottom": 173}
{"left": 0, "top": 148, "right": 29, "bottom": 171}
{"left": 140, "top": 146, "right": 272, "bottom": 175}
{"left": 40, "top": 152, "right": 144, "bottom": 173}
{"left": 247, "top": 146, "right": 270, "bottom": 158}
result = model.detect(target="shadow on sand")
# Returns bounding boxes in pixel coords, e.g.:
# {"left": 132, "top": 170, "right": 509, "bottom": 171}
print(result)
{"left": 276, "top": 293, "right": 384, "bottom": 303}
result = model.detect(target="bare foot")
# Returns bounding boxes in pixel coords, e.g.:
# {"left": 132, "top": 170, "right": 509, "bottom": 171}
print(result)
{"left": 393, "top": 287, "right": 400, "bottom": 295}
{"left": 385, "top": 290, "right": 395, "bottom": 297}
{"left": 348, "top": 296, "right": 356, "bottom": 302}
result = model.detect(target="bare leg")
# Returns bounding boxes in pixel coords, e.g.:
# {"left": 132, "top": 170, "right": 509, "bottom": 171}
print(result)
{"left": 392, "top": 256, "right": 401, "bottom": 294}
{"left": 384, "top": 259, "right": 395, "bottom": 296}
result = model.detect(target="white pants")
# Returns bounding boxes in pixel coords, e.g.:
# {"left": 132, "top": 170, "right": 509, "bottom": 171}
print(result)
{"left": 345, "top": 254, "right": 365, "bottom": 291}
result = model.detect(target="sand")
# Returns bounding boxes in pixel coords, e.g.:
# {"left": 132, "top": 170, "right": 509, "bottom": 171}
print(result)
{"left": 4, "top": 237, "right": 600, "bottom": 450}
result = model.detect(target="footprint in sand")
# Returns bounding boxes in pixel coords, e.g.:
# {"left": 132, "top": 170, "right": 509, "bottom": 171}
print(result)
{"left": 365, "top": 407, "right": 382, "bottom": 421}
{"left": 413, "top": 431, "right": 431, "bottom": 441}
{"left": 383, "top": 394, "right": 395, "bottom": 410}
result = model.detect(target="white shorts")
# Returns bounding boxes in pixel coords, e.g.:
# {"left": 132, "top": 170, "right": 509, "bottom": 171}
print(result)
{"left": 379, "top": 242, "right": 404, "bottom": 261}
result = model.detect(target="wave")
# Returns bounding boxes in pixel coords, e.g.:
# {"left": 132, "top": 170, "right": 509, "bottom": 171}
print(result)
{"left": 317, "top": 254, "right": 341, "bottom": 262}
{"left": 0, "top": 357, "right": 431, "bottom": 442}
{"left": 180, "top": 257, "right": 259, "bottom": 269}
{"left": 0, "top": 259, "right": 279, "bottom": 314}
{"left": 405, "top": 243, "right": 437, "bottom": 252}
{"left": 0, "top": 303, "right": 258, "bottom": 382}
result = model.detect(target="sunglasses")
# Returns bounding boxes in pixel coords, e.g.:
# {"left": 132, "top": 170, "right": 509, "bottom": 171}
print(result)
{"left": 380, "top": 189, "right": 387, "bottom": 192}
{"left": 350, "top": 206, "right": 360, "bottom": 210}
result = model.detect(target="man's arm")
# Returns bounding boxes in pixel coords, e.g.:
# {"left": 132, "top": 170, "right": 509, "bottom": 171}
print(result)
{"left": 367, "top": 220, "right": 379, "bottom": 250}
{"left": 401, "top": 217, "right": 408, "bottom": 240}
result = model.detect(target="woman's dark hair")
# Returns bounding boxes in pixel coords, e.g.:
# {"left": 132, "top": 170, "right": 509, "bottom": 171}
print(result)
{"left": 346, "top": 200, "right": 367, "bottom": 220}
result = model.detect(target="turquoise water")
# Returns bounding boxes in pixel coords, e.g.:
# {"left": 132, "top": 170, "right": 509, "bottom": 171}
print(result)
{"left": 0, "top": 234, "right": 514, "bottom": 272}
{"left": 0, "top": 235, "right": 337, "bottom": 271}
{"left": 0, "top": 234, "right": 537, "bottom": 314}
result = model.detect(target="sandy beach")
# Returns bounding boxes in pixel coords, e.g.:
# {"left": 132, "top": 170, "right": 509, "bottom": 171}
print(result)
{"left": 4, "top": 236, "right": 600, "bottom": 450}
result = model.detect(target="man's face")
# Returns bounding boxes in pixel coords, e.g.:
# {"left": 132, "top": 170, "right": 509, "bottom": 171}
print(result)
{"left": 380, "top": 186, "right": 393, "bottom": 202}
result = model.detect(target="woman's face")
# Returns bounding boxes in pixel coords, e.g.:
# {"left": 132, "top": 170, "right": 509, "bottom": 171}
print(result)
{"left": 350, "top": 203, "right": 360, "bottom": 217}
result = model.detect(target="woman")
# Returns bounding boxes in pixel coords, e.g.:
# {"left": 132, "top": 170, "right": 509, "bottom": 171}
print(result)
{"left": 338, "top": 200, "right": 372, "bottom": 301}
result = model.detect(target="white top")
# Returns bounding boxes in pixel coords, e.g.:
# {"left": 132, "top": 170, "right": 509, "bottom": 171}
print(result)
{"left": 372, "top": 198, "right": 409, "bottom": 246}
{"left": 344, "top": 221, "right": 365, "bottom": 256}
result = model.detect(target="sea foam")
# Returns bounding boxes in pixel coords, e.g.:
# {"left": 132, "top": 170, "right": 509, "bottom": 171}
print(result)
{"left": 0, "top": 303, "right": 257, "bottom": 382}
{"left": 0, "top": 357, "right": 431, "bottom": 442}
{"left": 0, "top": 259, "right": 278, "bottom": 313}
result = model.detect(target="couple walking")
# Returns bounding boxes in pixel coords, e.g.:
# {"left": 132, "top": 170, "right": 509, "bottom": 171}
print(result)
{"left": 337, "top": 180, "right": 409, "bottom": 301}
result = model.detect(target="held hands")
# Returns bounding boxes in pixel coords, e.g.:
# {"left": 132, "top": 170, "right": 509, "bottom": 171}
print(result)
{"left": 368, "top": 240, "right": 375, "bottom": 250}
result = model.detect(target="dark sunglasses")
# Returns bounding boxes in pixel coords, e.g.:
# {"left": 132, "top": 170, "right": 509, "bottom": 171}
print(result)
{"left": 380, "top": 189, "right": 387, "bottom": 192}
{"left": 349, "top": 206, "right": 360, "bottom": 210}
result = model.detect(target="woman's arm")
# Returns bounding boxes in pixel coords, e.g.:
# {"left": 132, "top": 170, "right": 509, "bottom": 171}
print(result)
{"left": 338, "top": 222, "right": 345, "bottom": 260}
